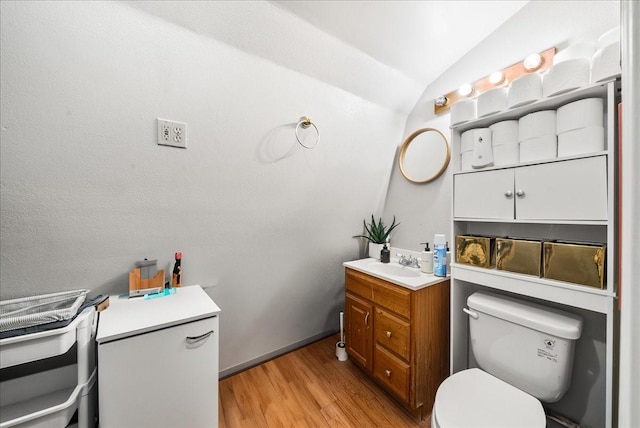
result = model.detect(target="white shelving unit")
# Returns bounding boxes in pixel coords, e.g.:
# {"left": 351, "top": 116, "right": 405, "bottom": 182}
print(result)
{"left": 0, "top": 308, "right": 98, "bottom": 428}
{"left": 449, "top": 78, "right": 620, "bottom": 428}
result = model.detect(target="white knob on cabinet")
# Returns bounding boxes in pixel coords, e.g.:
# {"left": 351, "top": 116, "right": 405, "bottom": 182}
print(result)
{"left": 516, "top": 189, "right": 526, "bottom": 197}
{"left": 505, "top": 190, "right": 513, "bottom": 198}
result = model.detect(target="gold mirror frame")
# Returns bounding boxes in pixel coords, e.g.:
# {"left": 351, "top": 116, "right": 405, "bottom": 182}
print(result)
{"left": 398, "top": 128, "right": 451, "bottom": 184}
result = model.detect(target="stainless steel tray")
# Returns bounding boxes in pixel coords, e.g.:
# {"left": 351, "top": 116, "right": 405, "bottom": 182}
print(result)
{"left": 0, "top": 289, "right": 89, "bottom": 333}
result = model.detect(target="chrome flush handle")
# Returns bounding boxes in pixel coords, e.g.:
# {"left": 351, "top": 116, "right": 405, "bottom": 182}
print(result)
{"left": 463, "top": 308, "right": 479, "bottom": 319}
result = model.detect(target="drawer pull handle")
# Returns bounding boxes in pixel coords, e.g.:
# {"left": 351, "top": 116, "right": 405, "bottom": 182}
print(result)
{"left": 516, "top": 189, "right": 525, "bottom": 197}
{"left": 365, "top": 312, "right": 370, "bottom": 328}
{"left": 385, "top": 331, "right": 392, "bottom": 338}
{"left": 186, "top": 330, "right": 214, "bottom": 345}
{"left": 385, "top": 370, "right": 391, "bottom": 377}
{"left": 505, "top": 190, "right": 513, "bottom": 198}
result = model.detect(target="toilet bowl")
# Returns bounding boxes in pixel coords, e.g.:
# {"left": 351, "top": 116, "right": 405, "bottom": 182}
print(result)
{"left": 431, "top": 292, "right": 583, "bottom": 428}
{"left": 431, "top": 368, "right": 545, "bottom": 428}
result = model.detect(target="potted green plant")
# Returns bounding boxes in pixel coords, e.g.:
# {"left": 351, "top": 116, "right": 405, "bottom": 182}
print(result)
{"left": 353, "top": 215, "right": 400, "bottom": 258}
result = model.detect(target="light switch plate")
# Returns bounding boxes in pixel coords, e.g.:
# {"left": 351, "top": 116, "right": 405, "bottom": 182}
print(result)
{"left": 157, "top": 118, "right": 187, "bottom": 148}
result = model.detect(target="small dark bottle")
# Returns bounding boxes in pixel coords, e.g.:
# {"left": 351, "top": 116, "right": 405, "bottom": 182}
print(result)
{"left": 172, "top": 252, "right": 182, "bottom": 288}
{"left": 380, "top": 244, "right": 390, "bottom": 263}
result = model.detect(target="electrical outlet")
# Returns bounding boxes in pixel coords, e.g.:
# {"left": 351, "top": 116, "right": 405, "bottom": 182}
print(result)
{"left": 161, "top": 123, "right": 171, "bottom": 142}
{"left": 157, "top": 118, "right": 187, "bottom": 148}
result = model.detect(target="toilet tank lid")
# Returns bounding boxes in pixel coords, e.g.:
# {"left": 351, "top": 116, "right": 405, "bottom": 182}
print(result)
{"left": 467, "top": 292, "right": 583, "bottom": 339}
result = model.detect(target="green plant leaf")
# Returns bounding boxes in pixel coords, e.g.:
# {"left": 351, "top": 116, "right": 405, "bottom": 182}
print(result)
{"left": 352, "top": 215, "right": 400, "bottom": 244}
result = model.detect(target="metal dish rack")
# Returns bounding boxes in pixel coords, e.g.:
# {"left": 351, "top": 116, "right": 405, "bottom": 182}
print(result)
{"left": 0, "top": 291, "right": 97, "bottom": 428}
{"left": 1, "top": 290, "right": 88, "bottom": 335}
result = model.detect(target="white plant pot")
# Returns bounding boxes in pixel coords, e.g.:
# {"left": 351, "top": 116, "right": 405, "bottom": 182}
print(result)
{"left": 369, "top": 243, "right": 385, "bottom": 259}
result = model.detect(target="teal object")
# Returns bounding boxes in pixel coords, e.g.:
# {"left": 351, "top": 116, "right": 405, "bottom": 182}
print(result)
{"left": 144, "top": 288, "right": 177, "bottom": 300}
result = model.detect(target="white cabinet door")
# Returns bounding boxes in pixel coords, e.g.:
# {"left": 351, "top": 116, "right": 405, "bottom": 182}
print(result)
{"left": 98, "top": 316, "right": 219, "bottom": 428}
{"left": 516, "top": 156, "right": 608, "bottom": 221}
{"left": 454, "top": 168, "right": 514, "bottom": 219}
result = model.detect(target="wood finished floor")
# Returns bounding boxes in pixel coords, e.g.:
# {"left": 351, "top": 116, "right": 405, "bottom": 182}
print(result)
{"left": 219, "top": 334, "right": 431, "bottom": 428}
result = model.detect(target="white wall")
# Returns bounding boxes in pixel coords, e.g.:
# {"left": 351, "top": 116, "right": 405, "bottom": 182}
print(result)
{"left": 0, "top": 1, "right": 405, "bottom": 374}
{"left": 384, "top": 0, "right": 620, "bottom": 252}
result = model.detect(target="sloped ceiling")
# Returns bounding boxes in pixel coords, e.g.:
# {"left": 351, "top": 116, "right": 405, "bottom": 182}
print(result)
{"left": 125, "top": 1, "right": 528, "bottom": 114}
{"left": 272, "top": 1, "right": 529, "bottom": 111}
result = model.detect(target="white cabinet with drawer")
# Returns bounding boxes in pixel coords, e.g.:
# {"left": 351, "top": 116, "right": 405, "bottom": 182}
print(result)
{"left": 454, "top": 155, "right": 608, "bottom": 221}
{"left": 97, "top": 285, "right": 221, "bottom": 428}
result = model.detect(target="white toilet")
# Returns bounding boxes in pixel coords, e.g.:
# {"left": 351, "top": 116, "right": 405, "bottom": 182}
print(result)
{"left": 431, "top": 291, "right": 583, "bottom": 428}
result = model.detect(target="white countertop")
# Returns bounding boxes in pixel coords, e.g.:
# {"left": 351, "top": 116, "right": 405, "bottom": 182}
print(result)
{"left": 96, "top": 284, "right": 221, "bottom": 344}
{"left": 343, "top": 258, "right": 449, "bottom": 290}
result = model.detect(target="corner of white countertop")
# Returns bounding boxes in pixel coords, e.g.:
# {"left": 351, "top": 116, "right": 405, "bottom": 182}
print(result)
{"left": 96, "top": 284, "right": 221, "bottom": 343}
{"left": 343, "top": 255, "right": 449, "bottom": 291}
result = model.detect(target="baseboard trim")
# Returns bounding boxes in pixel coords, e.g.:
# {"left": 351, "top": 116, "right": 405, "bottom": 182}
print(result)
{"left": 219, "top": 329, "right": 338, "bottom": 380}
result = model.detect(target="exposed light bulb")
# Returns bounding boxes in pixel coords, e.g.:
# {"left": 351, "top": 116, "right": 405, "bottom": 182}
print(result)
{"left": 434, "top": 96, "right": 448, "bottom": 107}
{"left": 489, "top": 71, "right": 504, "bottom": 85}
{"left": 523, "top": 53, "right": 542, "bottom": 71}
{"left": 458, "top": 83, "right": 473, "bottom": 97}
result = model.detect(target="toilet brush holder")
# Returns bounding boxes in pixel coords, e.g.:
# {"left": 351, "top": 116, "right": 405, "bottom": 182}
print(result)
{"left": 336, "top": 342, "right": 348, "bottom": 361}
{"left": 336, "top": 311, "right": 348, "bottom": 361}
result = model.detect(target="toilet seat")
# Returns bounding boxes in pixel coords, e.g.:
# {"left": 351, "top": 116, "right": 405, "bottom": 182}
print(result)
{"left": 432, "top": 368, "right": 546, "bottom": 428}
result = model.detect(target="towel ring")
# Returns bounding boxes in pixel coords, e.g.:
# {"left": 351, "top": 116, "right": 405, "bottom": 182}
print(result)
{"left": 295, "top": 116, "right": 320, "bottom": 149}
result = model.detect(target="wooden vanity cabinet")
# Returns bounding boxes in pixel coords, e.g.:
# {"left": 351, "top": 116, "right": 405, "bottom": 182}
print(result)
{"left": 344, "top": 268, "right": 450, "bottom": 419}
{"left": 345, "top": 293, "right": 373, "bottom": 370}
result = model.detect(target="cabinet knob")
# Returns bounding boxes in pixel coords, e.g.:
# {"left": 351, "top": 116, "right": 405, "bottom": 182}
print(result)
{"left": 385, "top": 331, "right": 392, "bottom": 338}
{"left": 505, "top": 190, "right": 513, "bottom": 198}
{"left": 516, "top": 189, "right": 526, "bottom": 197}
{"left": 385, "top": 370, "right": 392, "bottom": 377}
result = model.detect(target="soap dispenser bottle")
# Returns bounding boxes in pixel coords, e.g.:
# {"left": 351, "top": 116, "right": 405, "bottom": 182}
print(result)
{"left": 380, "top": 243, "right": 390, "bottom": 263}
{"left": 420, "top": 242, "right": 433, "bottom": 274}
{"left": 433, "top": 234, "right": 447, "bottom": 277}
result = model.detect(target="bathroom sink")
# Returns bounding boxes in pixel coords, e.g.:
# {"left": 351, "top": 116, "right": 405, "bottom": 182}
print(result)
{"left": 362, "top": 261, "right": 421, "bottom": 278}
{"left": 343, "top": 257, "right": 448, "bottom": 291}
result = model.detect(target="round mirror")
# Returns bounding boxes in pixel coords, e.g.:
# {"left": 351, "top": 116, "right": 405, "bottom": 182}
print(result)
{"left": 398, "top": 128, "right": 451, "bottom": 184}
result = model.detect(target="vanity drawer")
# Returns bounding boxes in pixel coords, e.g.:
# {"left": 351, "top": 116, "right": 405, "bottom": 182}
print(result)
{"left": 372, "top": 281, "right": 411, "bottom": 318}
{"left": 375, "top": 308, "right": 410, "bottom": 360}
{"left": 373, "top": 344, "right": 410, "bottom": 403}
{"left": 345, "top": 269, "right": 374, "bottom": 300}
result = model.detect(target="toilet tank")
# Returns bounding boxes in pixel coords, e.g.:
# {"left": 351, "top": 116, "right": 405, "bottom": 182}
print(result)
{"left": 467, "top": 291, "right": 583, "bottom": 402}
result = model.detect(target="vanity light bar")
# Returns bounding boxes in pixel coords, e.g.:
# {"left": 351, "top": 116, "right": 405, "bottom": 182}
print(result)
{"left": 434, "top": 47, "right": 556, "bottom": 115}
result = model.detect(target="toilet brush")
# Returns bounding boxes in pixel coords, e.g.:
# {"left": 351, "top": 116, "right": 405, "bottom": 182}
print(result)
{"left": 336, "top": 311, "right": 348, "bottom": 361}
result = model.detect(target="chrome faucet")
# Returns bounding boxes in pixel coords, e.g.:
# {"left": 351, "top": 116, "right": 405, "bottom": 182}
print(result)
{"left": 397, "top": 253, "right": 421, "bottom": 268}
